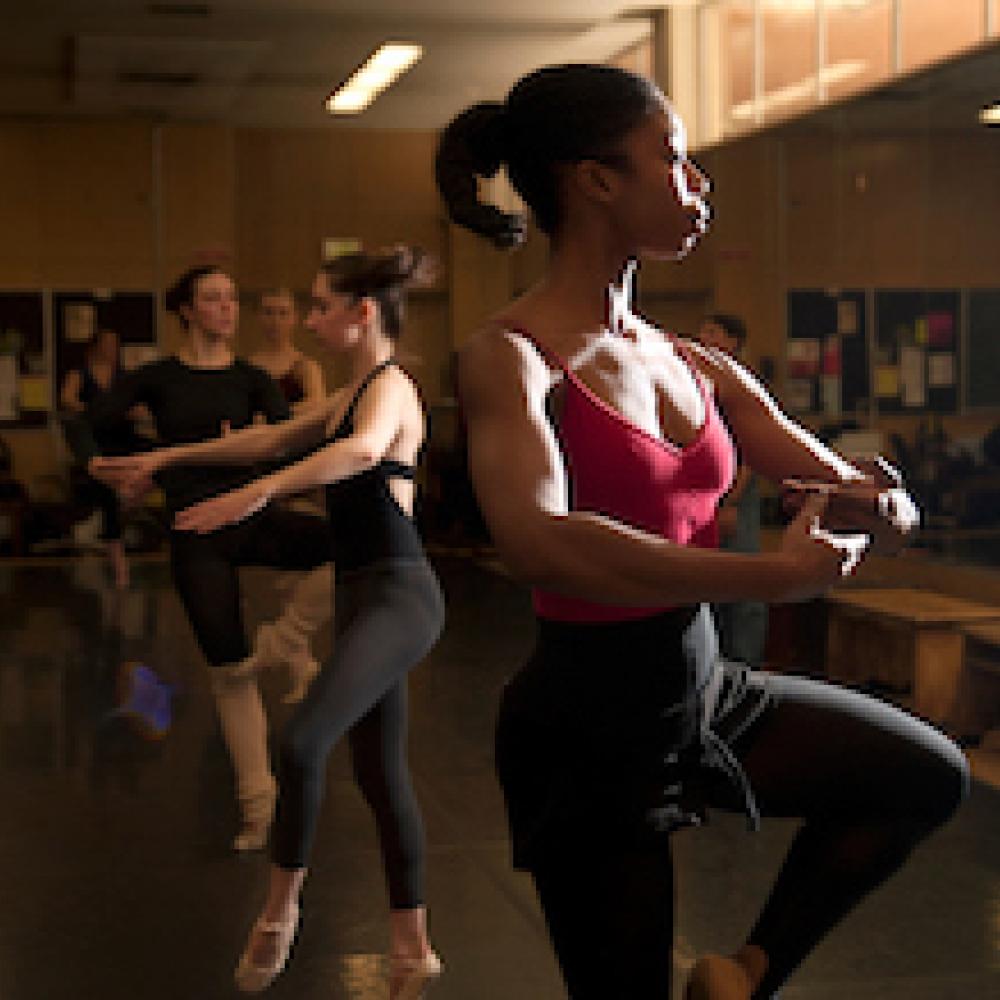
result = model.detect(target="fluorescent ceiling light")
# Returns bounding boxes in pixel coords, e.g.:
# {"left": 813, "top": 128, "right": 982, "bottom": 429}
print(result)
{"left": 325, "top": 43, "right": 423, "bottom": 116}
{"left": 980, "top": 102, "right": 1000, "bottom": 126}
{"left": 730, "top": 60, "right": 867, "bottom": 121}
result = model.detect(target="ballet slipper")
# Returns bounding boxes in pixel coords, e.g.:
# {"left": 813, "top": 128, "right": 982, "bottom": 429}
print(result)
{"left": 252, "top": 620, "right": 320, "bottom": 705}
{"left": 684, "top": 953, "right": 753, "bottom": 1000}
{"left": 234, "top": 902, "right": 301, "bottom": 993}
{"left": 231, "top": 783, "right": 277, "bottom": 852}
{"left": 252, "top": 565, "right": 331, "bottom": 703}
{"left": 389, "top": 950, "right": 443, "bottom": 1000}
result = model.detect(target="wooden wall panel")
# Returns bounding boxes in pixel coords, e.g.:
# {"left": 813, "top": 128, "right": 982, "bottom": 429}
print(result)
{"left": 0, "top": 124, "right": 45, "bottom": 286}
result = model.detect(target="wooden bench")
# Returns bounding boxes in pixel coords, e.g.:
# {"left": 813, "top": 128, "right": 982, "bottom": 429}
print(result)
{"left": 952, "top": 621, "right": 1000, "bottom": 739}
{"left": 825, "top": 588, "right": 1000, "bottom": 728}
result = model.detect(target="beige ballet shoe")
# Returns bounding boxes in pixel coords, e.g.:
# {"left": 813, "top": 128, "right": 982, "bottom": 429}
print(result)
{"left": 232, "top": 783, "right": 277, "bottom": 853}
{"left": 389, "top": 950, "right": 443, "bottom": 1000}
{"left": 234, "top": 902, "right": 301, "bottom": 993}
{"left": 252, "top": 621, "right": 321, "bottom": 705}
{"left": 685, "top": 953, "right": 753, "bottom": 1000}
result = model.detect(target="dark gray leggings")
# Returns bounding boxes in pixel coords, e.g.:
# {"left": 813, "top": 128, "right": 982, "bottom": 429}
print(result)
{"left": 271, "top": 558, "right": 444, "bottom": 909}
{"left": 530, "top": 673, "right": 970, "bottom": 999}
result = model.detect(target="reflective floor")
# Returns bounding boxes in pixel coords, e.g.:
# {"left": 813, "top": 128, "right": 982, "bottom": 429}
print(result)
{"left": 0, "top": 554, "right": 998, "bottom": 999}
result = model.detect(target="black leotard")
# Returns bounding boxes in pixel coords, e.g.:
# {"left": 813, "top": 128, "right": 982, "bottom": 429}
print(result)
{"left": 324, "top": 359, "right": 424, "bottom": 571}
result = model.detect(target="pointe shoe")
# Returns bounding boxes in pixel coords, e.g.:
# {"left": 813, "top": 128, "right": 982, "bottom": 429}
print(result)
{"left": 390, "top": 951, "right": 443, "bottom": 1000}
{"left": 253, "top": 621, "right": 320, "bottom": 705}
{"left": 233, "top": 786, "right": 277, "bottom": 853}
{"left": 685, "top": 953, "right": 752, "bottom": 1000}
{"left": 234, "top": 903, "right": 301, "bottom": 993}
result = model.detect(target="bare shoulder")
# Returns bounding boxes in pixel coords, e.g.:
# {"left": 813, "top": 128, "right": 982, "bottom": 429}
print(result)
{"left": 459, "top": 323, "right": 554, "bottom": 414}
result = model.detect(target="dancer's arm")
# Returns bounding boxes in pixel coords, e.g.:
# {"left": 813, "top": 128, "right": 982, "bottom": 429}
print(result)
{"left": 60, "top": 370, "right": 86, "bottom": 414}
{"left": 682, "top": 338, "right": 918, "bottom": 552}
{"left": 94, "top": 390, "right": 339, "bottom": 480}
{"left": 61, "top": 365, "right": 154, "bottom": 487}
{"left": 173, "top": 371, "right": 410, "bottom": 533}
{"left": 458, "top": 329, "right": 866, "bottom": 606}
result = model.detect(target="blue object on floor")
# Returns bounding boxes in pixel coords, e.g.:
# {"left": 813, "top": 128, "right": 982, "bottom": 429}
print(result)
{"left": 112, "top": 662, "right": 174, "bottom": 740}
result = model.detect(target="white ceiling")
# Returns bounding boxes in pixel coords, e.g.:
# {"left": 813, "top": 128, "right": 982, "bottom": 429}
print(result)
{"left": 0, "top": 1, "right": 655, "bottom": 128}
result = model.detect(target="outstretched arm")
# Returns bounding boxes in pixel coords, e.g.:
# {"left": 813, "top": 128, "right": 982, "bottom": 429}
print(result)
{"left": 92, "top": 390, "right": 339, "bottom": 489}
{"left": 459, "top": 329, "right": 862, "bottom": 606}
{"left": 173, "top": 370, "right": 411, "bottom": 533}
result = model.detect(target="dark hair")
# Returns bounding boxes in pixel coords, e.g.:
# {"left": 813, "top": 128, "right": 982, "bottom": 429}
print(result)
{"left": 320, "top": 247, "right": 429, "bottom": 341}
{"left": 86, "top": 327, "right": 120, "bottom": 364}
{"left": 165, "top": 265, "right": 229, "bottom": 329}
{"left": 435, "top": 64, "right": 664, "bottom": 248}
{"left": 704, "top": 312, "right": 748, "bottom": 349}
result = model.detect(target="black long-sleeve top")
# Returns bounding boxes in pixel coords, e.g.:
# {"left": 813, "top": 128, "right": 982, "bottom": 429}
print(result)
{"left": 64, "top": 356, "right": 289, "bottom": 515}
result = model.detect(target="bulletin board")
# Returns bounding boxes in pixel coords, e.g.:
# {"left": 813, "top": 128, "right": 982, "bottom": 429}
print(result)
{"left": 0, "top": 291, "right": 48, "bottom": 428}
{"left": 967, "top": 290, "right": 1000, "bottom": 410}
{"left": 52, "top": 291, "right": 157, "bottom": 401}
{"left": 873, "top": 290, "right": 959, "bottom": 414}
{"left": 785, "top": 289, "right": 868, "bottom": 416}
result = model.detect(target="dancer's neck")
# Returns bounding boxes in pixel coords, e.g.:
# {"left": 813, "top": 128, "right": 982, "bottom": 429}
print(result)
{"left": 179, "top": 330, "right": 234, "bottom": 369}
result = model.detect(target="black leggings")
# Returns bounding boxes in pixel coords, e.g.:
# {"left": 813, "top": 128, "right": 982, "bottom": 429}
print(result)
{"left": 529, "top": 673, "right": 970, "bottom": 999}
{"left": 74, "top": 471, "right": 123, "bottom": 541}
{"left": 271, "top": 557, "right": 444, "bottom": 909}
{"left": 169, "top": 506, "right": 330, "bottom": 667}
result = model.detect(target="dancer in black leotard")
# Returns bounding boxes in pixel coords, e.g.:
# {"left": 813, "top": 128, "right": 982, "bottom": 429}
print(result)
{"left": 437, "top": 65, "right": 969, "bottom": 999}
{"left": 250, "top": 287, "right": 325, "bottom": 411}
{"left": 71, "top": 266, "right": 332, "bottom": 852}
{"left": 100, "top": 248, "right": 445, "bottom": 998}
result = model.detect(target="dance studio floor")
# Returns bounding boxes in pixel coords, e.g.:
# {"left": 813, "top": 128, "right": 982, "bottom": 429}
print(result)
{"left": 1, "top": 553, "right": 998, "bottom": 999}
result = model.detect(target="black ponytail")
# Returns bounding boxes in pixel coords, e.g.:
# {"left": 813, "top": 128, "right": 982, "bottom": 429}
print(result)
{"left": 436, "top": 63, "right": 664, "bottom": 247}
{"left": 434, "top": 102, "right": 527, "bottom": 250}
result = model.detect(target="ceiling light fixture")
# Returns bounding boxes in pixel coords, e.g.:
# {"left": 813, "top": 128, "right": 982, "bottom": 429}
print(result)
{"left": 980, "top": 102, "right": 1000, "bottom": 127}
{"left": 325, "top": 43, "right": 423, "bottom": 116}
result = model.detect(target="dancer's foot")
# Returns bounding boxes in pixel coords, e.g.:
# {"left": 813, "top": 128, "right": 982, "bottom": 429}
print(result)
{"left": 253, "top": 621, "right": 320, "bottom": 704}
{"left": 389, "top": 949, "right": 442, "bottom": 1000}
{"left": 684, "top": 946, "right": 767, "bottom": 1000}
{"left": 234, "top": 902, "right": 300, "bottom": 993}
{"left": 233, "top": 784, "right": 277, "bottom": 853}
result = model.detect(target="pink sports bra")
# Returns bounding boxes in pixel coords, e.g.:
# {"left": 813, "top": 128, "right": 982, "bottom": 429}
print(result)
{"left": 512, "top": 327, "right": 736, "bottom": 623}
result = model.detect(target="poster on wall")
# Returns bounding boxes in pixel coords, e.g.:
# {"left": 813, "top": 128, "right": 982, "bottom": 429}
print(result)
{"left": 0, "top": 292, "right": 47, "bottom": 428}
{"left": 874, "top": 290, "right": 960, "bottom": 414}
{"left": 52, "top": 291, "right": 157, "bottom": 410}
{"left": 786, "top": 289, "right": 868, "bottom": 416}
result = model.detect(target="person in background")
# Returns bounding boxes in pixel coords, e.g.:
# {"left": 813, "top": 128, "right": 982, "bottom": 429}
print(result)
{"left": 73, "top": 267, "right": 333, "bottom": 852}
{"left": 60, "top": 327, "right": 140, "bottom": 588}
{"left": 250, "top": 287, "right": 325, "bottom": 411}
{"left": 698, "top": 313, "right": 768, "bottom": 667}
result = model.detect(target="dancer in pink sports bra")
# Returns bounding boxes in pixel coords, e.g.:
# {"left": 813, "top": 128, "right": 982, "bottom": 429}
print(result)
{"left": 512, "top": 325, "right": 732, "bottom": 624}
{"left": 436, "top": 64, "right": 969, "bottom": 1000}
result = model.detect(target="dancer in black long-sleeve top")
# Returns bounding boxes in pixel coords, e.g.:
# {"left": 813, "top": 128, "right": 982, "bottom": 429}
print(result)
{"left": 68, "top": 265, "right": 332, "bottom": 851}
